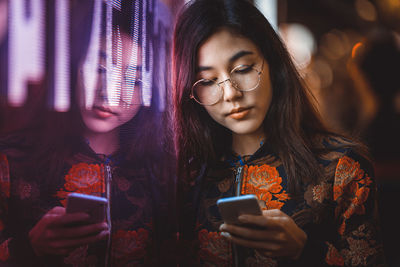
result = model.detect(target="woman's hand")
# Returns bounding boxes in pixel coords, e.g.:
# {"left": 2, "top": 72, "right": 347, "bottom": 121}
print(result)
{"left": 219, "top": 209, "right": 307, "bottom": 259}
{"left": 29, "top": 207, "right": 109, "bottom": 256}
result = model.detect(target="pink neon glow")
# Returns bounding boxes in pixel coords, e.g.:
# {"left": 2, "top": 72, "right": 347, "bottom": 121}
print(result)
{"left": 54, "top": 0, "right": 70, "bottom": 112}
{"left": 8, "top": 0, "right": 45, "bottom": 106}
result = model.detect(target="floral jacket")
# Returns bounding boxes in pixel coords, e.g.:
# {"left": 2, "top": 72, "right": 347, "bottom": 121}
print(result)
{"left": 184, "top": 140, "right": 385, "bottom": 266}
{"left": 0, "top": 142, "right": 174, "bottom": 266}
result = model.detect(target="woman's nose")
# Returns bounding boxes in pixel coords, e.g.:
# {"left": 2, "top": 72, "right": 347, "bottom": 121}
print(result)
{"left": 221, "top": 79, "right": 243, "bottom": 102}
{"left": 95, "top": 67, "right": 108, "bottom": 102}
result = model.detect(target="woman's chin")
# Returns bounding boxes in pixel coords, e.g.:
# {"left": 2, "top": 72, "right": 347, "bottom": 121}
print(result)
{"left": 83, "top": 119, "right": 120, "bottom": 135}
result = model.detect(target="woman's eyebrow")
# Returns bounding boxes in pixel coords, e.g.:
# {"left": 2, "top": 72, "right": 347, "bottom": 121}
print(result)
{"left": 197, "top": 66, "right": 212, "bottom": 72}
{"left": 229, "top": 50, "right": 254, "bottom": 63}
{"left": 196, "top": 50, "right": 254, "bottom": 73}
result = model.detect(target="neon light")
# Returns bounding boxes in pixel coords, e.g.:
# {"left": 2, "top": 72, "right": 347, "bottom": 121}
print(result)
{"left": 109, "top": 26, "right": 122, "bottom": 106}
{"left": 106, "top": 0, "right": 118, "bottom": 106}
{"left": 54, "top": 0, "right": 70, "bottom": 112}
{"left": 112, "top": 0, "right": 121, "bottom": 11}
{"left": 154, "top": 2, "right": 171, "bottom": 111}
{"left": 125, "top": 0, "right": 140, "bottom": 105}
{"left": 8, "top": 0, "right": 45, "bottom": 106}
{"left": 82, "top": 0, "right": 101, "bottom": 109}
{"left": 352, "top": 42, "right": 363, "bottom": 59}
{"left": 142, "top": 0, "right": 152, "bottom": 107}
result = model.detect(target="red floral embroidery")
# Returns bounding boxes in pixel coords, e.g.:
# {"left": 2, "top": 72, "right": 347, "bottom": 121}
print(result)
{"left": 245, "top": 250, "right": 278, "bottom": 266}
{"left": 333, "top": 156, "right": 371, "bottom": 201}
{"left": 335, "top": 224, "right": 379, "bottom": 266}
{"left": 0, "top": 238, "right": 11, "bottom": 261}
{"left": 112, "top": 229, "right": 150, "bottom": 265}
{"left": 198, "top": 229, "right": 231, "bottom": 266}
{"left": 55, "top": 163, "right": 105, "bottom": 206}
{"left": 0, "top": 154, "right": 10, "bottom": 198}
{"left": 115, "top": 176, "right": 131, "bottom": 192}
{"left": 17, "top": 180, "right": 32, "bottom": 199}
{"left": 333, "top": 156, "right": 372, "bottom": 235}
{"left": 341, "top": 237, "right": 378, "bottom": 266}
{"left": 242, "top": 165, "right": 289, "bottom": 210}
{"left": 325, "top": 242, "right": 344, "bottom": 266}
{"left": 312, "top": 182, "right": 330, "bottom": 203}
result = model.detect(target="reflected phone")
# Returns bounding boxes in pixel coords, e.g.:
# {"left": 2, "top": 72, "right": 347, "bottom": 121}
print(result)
{"left": 66, "top": 193, "right": 108, "bottom": 224}
{"left": 217, "top": 194, "right": 262, "bottom": 225}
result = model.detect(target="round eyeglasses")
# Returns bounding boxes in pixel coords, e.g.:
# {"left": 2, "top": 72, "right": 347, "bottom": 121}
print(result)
{"left": 190, "top": 61, "right": 264, "bottom": 106}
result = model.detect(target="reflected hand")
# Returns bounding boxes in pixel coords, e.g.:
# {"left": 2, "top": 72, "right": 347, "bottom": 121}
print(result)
{"left": 29, "top": 206, "right": 109, "bottom": 256}
{"left": 219, "top": 209, "right": 307, "bottom": 259}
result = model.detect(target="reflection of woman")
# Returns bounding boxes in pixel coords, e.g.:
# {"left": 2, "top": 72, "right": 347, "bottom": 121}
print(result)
{"left": 172, "top": 0, "right": 385, "bottom": 266}
{"left": 0, "top": 6, "right": 174, "bottom": 267}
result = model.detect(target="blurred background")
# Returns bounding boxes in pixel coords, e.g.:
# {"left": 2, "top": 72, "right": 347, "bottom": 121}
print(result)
{"left": 281, "top": 2, "right": 399, "bottom": 265}
{"left": 265, "top": 0, "right": 400, "bottom": 265}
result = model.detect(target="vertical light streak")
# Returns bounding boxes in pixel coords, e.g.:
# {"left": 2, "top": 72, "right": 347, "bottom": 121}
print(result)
{"left": 109, "top": 27, "right": 122, "bottom": 106}
{"left": 154, "top": 1, "right": 170, "bottom": 112}
{"left": 141, "top": 0, "right": 152, "bottom": 107}
{"left": 112, "top": 0, "right": 121, "bottom": 11}
{"left": 82, "top": 0, "right": 102, "bottom": 109}
{"left": 8, "top": 0, "right": 45, "bottom": 106}
{"left": 54, "top": 0, "right": 70, "bottom": 112}
{"left": 124, "top": 0, "right": 140, "bottom": 105}
{"left": 106, "top": 0, "right": 119, "bottom": 106}
{"left": 156, "top": 38, "right": 165, "bottom": 111}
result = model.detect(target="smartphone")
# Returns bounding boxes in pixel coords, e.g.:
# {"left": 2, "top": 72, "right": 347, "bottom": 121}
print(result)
{"left": 217, "top": 194, "right": 262, "bottom": 225}
{"left": 66, "top": 193, "right": 108, "bottom": 224}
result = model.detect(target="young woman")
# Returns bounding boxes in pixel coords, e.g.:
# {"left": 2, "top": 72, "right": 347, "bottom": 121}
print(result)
{"left": 0, "top": 2, "right": 175, "bottom": 266}
{"left": 172, "top": 0, "right": 385, "bottom": 266}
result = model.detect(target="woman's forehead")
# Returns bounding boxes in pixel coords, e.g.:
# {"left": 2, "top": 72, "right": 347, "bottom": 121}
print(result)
{"left": 197, "top": 29, "right": 261, "bottom": 67}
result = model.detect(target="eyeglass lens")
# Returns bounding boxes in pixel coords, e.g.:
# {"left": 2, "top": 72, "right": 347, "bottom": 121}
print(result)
{"left": 192, "top": 65, "right": 260, "bottom": 105}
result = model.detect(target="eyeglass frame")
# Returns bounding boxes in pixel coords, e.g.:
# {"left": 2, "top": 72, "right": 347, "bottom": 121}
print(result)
{"left": 190, "top": 60, "right": 265, "bottom": 106}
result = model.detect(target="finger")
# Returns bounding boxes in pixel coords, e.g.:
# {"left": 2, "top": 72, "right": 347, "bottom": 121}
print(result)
{"left": 262, "top": 209, "right": 283, "bottom": 217}
{"left": 220, "top": 223, "right": 280, "bottom": 242}
{"left": 38, "top": 211, "right": 66, "bottom": 228}
{"left": 49, "top": 212, "right": 91, "bottom": 227}
{"left": 48, "top": 247, "right": 75, "bottom": 256}
{"left": 220, "top": 231, "right": 279, "bottom": 252}
{"left": 237, "top": 214, "right": 282, "bottom": 229}
{"left": 47, "top": 206, "right": 67, "bottom": 215}
{"left": 49, "top": 222, "right": 108, "bottom": 239}
{"left": 53, "top": 230, "right": 109, "bottom": 248}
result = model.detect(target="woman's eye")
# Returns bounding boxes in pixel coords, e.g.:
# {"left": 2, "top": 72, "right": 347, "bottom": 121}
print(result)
{"left": 233, "top": 64, "right": 253, "bottom": 74}
{"left": 198, "top": 80, "right": 215, "bottom": 86}
{"left": 97, "top": 66, "right": 107, "bottom": 73}
{"left": 134, "top": 80, "right": 143, "bottom": 86}
{"left": 124, "top": 76, "right": 142, "bottom": 86}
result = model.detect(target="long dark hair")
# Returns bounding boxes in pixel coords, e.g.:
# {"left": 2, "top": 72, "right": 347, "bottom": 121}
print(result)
{"left": 173, "top": 0, "right": 364, "bottom": 195}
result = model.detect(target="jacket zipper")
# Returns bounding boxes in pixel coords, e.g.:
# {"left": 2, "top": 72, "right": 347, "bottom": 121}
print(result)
{"left": 104, "top": 164, "right": 112, "bottom": 267}
{"left": 232, "top": 166, "right": 244, "bottom": 267}
{"left": 235, "top": 166, "right": 243, "bottom": 197}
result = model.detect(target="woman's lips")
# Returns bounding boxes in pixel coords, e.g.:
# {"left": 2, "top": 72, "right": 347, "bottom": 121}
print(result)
{"left": 92, "top": 106, "right": 116, "bottom": 119}
{"left": 228, "top": 107, "right": 251, "bottom": 120}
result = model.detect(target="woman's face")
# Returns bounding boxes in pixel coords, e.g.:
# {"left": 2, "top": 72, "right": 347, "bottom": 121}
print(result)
{"left": 195, "top": 29, "right": 273, "bottom": 137}
{"left": 79, "top": 33, "right": 142, "bottom": 134}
